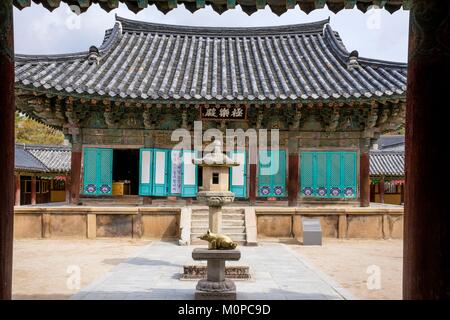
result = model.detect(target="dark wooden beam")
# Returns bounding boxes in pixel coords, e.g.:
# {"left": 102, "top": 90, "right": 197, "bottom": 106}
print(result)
{"left": 288, "top": 135, "right": 299, "bottom": 206}
{"left": 359, "top": 151, "right": 370, "bottom": 207}
{"left": 70, "top": 143, "right": 82, "bottom": 205}
{"left": 248, "top": 163, "right": 257, "bottom": 205}
{"left": 379, "top": 176, "right": 385, "bottom": 204}
{"left": 31, "top": 176, "right": 37, "bottom": 205}
{"left": 0, "top": 0, "right": 14, "bottom": 300}
{"left": 404, "top": 0, "right": 450, "bottom": 299}
{"left": 15, "top": 175, "right": 21, "bottom": 206}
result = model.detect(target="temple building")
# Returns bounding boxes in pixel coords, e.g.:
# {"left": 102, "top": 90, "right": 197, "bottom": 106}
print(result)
{"left": 14, "top": 15, "right": 407, "bottom": 207}
{"left": 369, "top": 135, "right": 405, "bottom": 205}
{"left": 14, "top": 144, "right": 71, "bottom": 205}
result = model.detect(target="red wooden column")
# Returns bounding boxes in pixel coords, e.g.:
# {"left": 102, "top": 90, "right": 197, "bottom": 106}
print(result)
{"left": 359, "top": 151, "right": 370, "bottom": 207}
{"left": 70, "top": 142, "right": 82, "bottom": 205}
{"left": 31, "top": 176, "right": 37, "bottom": 205}
{"left": 65, "top": 175, "right": 71, "bottom": 204}
{"left": 15, "top": 175, "right": 21, "bottom": 206}
{"left": 404, "top": 0, "right": 450, "bottom": 300}
{"left": 287, "top": 136, "right": 299, "bottom": 206}
{"left": 370, "top": 183, "right": 375, "bottom": 203}
{"left": 379, "top": 177, "right": 385, "bottom": 204}
{"left": 0, "top": 0, "right": 14, "bottom": 300}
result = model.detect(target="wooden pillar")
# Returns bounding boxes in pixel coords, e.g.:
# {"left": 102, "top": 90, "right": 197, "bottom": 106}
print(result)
{"left": 359, "top": 151, "right": 370, "bottom": 207}
{"left": 370, "top": 183, "right": 376, "bottom": 203}
{"left": 15, "top": 174, "right": 21, "bottom": 206}
{"left": 404, "top": 0, "right": 450, "bottom": 300}
{"left": 65, "top": 175, "right": 71, "bottom": 204}
{"left": 31, "top": 176, "right": 37, "bottom": 205}
{"left": 379, "top": 177, "right": 385, "bottom": 204}
{"left": 70, "top": 142, "right": 82, "bottom": 205}
{"left": 400, "top": 183, "right": 405, "bottom": 205}
{"left": 249, "top": 163, "right": 257, "bottom": 205}
{"left": 0, "top": 0, "right": 14, "bottom": 300}
{"left": 288, "top": 136, "right": 299, "bottom": 207}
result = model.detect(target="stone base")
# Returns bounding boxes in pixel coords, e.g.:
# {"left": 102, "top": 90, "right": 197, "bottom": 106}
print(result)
{"left": 195, "top": 279, "right": 236, "bottom": 300}
{"left": 195, "top": 290, "right": 236, "bottom": 300}
{"left": 181, "top": 265, "right": 250, "bottom": 280}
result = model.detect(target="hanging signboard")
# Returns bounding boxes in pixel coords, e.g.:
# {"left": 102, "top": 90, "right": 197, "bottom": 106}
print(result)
{"left": 200, "top": 105, "right": 247, "bottom": 120}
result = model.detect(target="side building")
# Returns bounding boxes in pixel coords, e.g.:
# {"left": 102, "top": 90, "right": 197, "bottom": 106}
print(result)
{"left": 15, "top": 144, "right": 71, "bottom": 205}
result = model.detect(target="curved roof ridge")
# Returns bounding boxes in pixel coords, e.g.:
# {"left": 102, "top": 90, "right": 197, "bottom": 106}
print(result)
{"left": 15, "top": 20, "right": 122, "bottom": 63}
{"left": 116, "top": 15, "right": 331, "bottom": 37}
{"left": 323, "top": 24, "right": 407, "bottom": 68}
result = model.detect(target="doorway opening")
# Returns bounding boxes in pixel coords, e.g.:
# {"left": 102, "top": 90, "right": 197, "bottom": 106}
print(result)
{"left": 112, "top": 149, "right": 140, "bottom": 195}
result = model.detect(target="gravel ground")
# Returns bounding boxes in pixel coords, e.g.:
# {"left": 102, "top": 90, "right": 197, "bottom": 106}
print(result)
{"left": 12, "top": 238, "right": 402, "bottom": 300}
{"left": 12, "top": 239, "right": 149, "bottom": 300}
{"left": 290, "top": 239, "right": 403, "bottom": 300}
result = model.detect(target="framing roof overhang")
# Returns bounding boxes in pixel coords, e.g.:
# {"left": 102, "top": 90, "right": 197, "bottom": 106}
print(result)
{"left": 13, "top": 1, "right": 411, "bottom": 16}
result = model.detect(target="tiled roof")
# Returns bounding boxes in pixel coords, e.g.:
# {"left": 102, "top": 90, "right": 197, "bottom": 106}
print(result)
{"left": 373, "top": 135, "right": 405, "bottom": 151}
{"left": 15, "top": 145, "right": 48, "bottom": 173}
{"left": 370, "top": 150, "right": 404, "bottom": 177}
{"left": 15, "top": 16, "right": 407, "bottom": 103}
{"left": 13, "top": 1, "right": 411, "bottom": 15}
{"left": 15, "top": 144, "right": 71, "bottom": 173}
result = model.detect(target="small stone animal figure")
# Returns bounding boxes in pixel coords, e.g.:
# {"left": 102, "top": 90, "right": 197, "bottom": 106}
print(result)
{"left": 198, "top": 230, "right": 238, "bottom": 250}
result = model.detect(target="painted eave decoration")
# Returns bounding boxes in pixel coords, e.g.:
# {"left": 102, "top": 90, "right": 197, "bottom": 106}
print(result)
{"left": 13, "top": 1, "right": 411, "bottom": 16}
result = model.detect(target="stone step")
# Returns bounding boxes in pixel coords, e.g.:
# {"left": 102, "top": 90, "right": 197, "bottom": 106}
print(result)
{"left": 191, "top": 213, "right": 244, "bottom": 220}
{"left": 191, "top": 219, "right": 245, "bottom": 227}
{"left": 191, "top": 226, "right": 246, "bottom": 234}
{"left": 190, "top": 232, "right": 246, "bottom": 243}
{"left": 192, "top": 209, "right": 243, "bottom": 214}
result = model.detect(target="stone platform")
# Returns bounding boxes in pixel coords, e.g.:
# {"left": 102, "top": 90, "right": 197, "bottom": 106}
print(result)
{"left": 71, "top": 241, "right": 354, "bottom": 300}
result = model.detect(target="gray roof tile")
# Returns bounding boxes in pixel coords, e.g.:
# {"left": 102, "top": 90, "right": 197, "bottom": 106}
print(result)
{"left": 15, "top": 144, "right": 71, "bottom": 174}
{"left": 370, "top": 150, "right": 404, "bottom": 177}
{"left": 15, "top": 16, "right": 407, "bottom": 102}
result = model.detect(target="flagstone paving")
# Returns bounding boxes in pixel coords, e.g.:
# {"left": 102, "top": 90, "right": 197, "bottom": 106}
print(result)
{"left": 71, "top": 241, "right": 354, "bottom": 300}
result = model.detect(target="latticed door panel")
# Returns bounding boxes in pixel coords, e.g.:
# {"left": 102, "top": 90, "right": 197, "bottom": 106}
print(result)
{"left": 300, "top": 152, "right": 314, "bottom": 196}
{"left": 258, "top": 150, "right": 286, "bottom": 197}
{"left": 83, "top": 148, "right": 98, "bottom": 195}
{"left": 342, "top": 152, "right": 357, "bottom": 198}
{"left": 272, "top": 150, "right": 286, "bottom": 197}
{"left": 329, "top": 152, "right": 342, "bottom": 197}
{"left": 258, "top": 150, "right": 272, "bottom": 197}
{"left": 300, "top": 151, "right": 357, "bottom": 199}
{"left": 315, "top": 152, "right": 327, "bottom": 197}
{"left": 83, "top": 148, "right": 113, "bottom": 196}
{"left": 98, "top": 149, "right": 113, "bottom": 195}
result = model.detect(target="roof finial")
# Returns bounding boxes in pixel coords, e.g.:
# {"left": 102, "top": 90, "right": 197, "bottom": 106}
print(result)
{"left": 347, "top": 50, "right": 359, "bottom": 70}
{"left": 88, "top": 46, "right": 100, "bottom": 65}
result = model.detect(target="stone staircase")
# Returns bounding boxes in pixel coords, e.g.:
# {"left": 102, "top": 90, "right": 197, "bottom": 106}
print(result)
{"left": 190, "top": 207, "right": 246, "bottom": 244}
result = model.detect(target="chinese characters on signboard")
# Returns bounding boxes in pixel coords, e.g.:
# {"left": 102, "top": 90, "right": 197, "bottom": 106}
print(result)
{"left": 170, "top": 151, "right": 182, "bottom": 194}
{"left": 201, "top": 105, "right": 247, "bottom": 120}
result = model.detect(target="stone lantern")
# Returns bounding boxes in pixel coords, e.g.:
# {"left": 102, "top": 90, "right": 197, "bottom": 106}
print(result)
{"left": 191, "top": 140, "right": 242, "bottom": 300}
{"left": 193, "top": 140, "right": 239, "bottom": 235}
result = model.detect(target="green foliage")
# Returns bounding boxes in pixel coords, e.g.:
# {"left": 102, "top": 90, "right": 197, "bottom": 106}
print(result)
{"left": 15, "top": 112, "right": 64, "bottom": 145}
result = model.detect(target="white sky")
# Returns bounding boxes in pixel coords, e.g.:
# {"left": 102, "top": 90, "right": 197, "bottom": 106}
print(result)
{"left": 13, "top": 3, "right": 409, "bottom": 62}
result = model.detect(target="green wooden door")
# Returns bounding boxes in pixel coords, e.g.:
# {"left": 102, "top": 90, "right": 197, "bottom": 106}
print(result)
{"left": 152, "top": 149, "right": 169, "bottom": 196}
{"left": 258, "top": 149, "right": 286, "bottom": 197}
{"left": 300, "top": 151, "right": 357, "bottom": 198}
{"left": 139, "top": 148, "right": 153, "bottom": 196}
{"left": 229, "top": 150, "right": 247, "bottom": 198}
{"left": 83, "top": 147, "right": 113, "bottom": 195}
{"left": 181, "top": 150, "right": 198, "bottom": 197}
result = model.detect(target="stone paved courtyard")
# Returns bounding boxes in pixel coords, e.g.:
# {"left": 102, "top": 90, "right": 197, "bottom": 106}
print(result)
{"left": 71, "top": 241, "right": 353, "bottom": 300}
